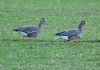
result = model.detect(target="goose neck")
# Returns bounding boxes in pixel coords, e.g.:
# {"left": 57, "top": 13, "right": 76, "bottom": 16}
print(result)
{"left": 38, "top": 23, "right": 42, "bottom": 28}
{"left": 78, "top": 24, "right": 83, "bottom": 32}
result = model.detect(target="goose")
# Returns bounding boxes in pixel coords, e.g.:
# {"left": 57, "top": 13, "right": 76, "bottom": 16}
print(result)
{"left": 13, "top": 18, "right": 47, "bottom": 44}
{"left": 55, "top": 20, "right": 86, "bottom": 42}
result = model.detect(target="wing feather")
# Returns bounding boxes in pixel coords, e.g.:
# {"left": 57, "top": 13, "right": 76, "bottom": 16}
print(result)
{"left": 55, "top": 30, "right": 78, "bottom": 36}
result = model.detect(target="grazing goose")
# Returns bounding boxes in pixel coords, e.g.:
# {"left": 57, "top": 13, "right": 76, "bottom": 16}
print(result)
{"left": 13, "top": 18, "right": 47, "bottom": 42}
{"left": 55, "top": 20, "right": 86, "bottom": 42}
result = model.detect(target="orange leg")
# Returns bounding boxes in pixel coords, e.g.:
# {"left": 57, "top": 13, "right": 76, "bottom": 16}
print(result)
{"left": 21, "top": 37, "right": 25, "bottom": 42}
{"left": 23, "top": 37, "right": 25, "bottom": 41}
{"left": 69, "top": 39, "right": 79, "bottom": 43}
{"left": 28, "top": 37, "right": 33, "bottom": 49}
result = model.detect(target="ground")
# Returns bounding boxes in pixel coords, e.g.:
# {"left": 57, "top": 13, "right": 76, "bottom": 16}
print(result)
{"left": 0, "top": 0, "right": 100, "bottom": 70}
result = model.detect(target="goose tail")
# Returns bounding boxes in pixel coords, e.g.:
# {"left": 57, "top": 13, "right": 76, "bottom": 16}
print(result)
{"left": 13, "top": 29, "right": 19, "bottom": 32}
{"left": 54, "top": 36, "right": 59, "bottom": 39}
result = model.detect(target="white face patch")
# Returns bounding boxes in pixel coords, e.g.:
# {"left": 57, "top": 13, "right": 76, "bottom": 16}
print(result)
{"left": 45, "top": 19, "right": 48, "bottom": 22}
{"left": 19, "top": 32, "right": 27, "bottom": 37}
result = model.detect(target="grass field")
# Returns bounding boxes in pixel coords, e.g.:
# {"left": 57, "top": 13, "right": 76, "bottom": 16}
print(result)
{"left": 0, "top": 0, "right": 100, "bottom": 70}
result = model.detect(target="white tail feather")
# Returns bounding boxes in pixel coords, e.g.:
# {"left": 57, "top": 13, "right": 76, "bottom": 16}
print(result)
{"left": 54, "top": 36, "right": 60, "bottom": 39}
{"left": 54, "top": 36, "right": 68, "bottom": 40}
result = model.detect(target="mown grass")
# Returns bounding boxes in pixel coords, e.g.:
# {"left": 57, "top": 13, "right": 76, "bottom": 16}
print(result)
{"left": 0, "top": 0, "right": 100, "bottom": 70}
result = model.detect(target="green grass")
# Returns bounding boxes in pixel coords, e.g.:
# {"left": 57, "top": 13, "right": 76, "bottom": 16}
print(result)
{"left": 0, "top": 0, "right": 100, "bottom": 70}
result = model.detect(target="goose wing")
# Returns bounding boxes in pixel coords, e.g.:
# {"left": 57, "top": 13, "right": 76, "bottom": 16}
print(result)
{"left": 55, "top": 30, "right": 78, "bottom": 36}
{"left": 14, "top": 26, "right": 38, "bottom": 33}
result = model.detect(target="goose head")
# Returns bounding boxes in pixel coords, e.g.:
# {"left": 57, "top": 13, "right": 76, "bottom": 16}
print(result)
{"left": 78, "top": 20, "right": 86, "bottom": 32}
{"left": 80, "top": 20, "right": 86, "bottom": 26}
{"left": 40, "top": 18, "right": 48, "bottom": 24}
{"left": 38, "top": 18, "right": 48, "bottom": 28}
